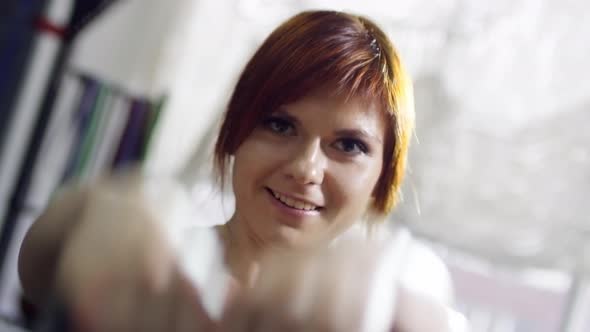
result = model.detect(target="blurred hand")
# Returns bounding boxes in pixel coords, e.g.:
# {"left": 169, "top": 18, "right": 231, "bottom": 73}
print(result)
{"left": 53, "top": 173, "right": 215, "bottom": 332}
{"left": 219, "top": 241, "right": 452, "bottom": 332}
{"left": 219, "top": 241, "right": 400, "bottom": 332}
{"left": 44, "top": 172, "right": 451, "bottom": 332}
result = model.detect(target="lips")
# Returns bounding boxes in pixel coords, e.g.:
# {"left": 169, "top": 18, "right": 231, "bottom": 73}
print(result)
{"left": 266, "top": 188, "right": 321, "bottom": 211}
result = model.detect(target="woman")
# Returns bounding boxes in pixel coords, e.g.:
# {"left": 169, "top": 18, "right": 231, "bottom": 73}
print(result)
{"left": 19, "top": 10, "right": 452, "bottom": 331}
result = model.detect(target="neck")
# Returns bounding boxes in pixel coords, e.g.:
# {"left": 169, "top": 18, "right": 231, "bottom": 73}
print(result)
{"left": 217, "top": 216, "right": 264, "bottom": 286}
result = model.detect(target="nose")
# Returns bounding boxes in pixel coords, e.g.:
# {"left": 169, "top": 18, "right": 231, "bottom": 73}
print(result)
{"left": 284, "top": 139, "right": 326, "bottom": 185}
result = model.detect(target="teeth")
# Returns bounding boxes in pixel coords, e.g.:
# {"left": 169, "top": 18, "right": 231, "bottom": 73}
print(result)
{"left": 271, "top": 190, "right": 317, "bottom": 211}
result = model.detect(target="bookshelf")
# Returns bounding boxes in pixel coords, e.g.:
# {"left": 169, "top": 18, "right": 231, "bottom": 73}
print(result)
{"left": 0, "top": 0, "right": 166, "bottom": 325}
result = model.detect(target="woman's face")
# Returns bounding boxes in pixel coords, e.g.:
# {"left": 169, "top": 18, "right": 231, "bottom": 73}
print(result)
{"left": 231, "top": 91, "right": 386, "bottom": 247}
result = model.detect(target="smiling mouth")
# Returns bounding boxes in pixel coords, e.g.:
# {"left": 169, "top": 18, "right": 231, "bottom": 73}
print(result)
{"left": 266, "top": 188, "right": 321, "bottom": 212}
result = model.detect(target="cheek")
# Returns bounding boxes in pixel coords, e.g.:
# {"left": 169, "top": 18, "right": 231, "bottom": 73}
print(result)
{"left": 233, "top": 142, "right": 260, "bottom": 192}
{"left": 232, "top": 136, "right": 284, "bottom": 191}
{"left": 327, "top": 159, "right": 383, "bottom": 210}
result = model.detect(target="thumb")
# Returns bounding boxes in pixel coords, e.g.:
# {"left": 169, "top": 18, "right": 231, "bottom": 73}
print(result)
{"left": 174, "top": 271, "right": 219, "bottom": 332}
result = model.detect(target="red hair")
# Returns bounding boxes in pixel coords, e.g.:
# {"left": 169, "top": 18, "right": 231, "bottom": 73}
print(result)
{"left": 214, "top": 10, "right": 414, "bottom": 216}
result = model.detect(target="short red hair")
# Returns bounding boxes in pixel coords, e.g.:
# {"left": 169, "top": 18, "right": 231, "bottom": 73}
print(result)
{"left": 214, "top": 10, "right": 414, "bottom": 216}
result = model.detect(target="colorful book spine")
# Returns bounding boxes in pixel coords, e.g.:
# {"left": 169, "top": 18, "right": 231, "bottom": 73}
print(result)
{"left": 61, "top": 77, "right": 99, "bottom": 181}
{"left": 112, "top": 99, "right": 150, "bottom": 169}
{"left": 84, "top": 92, "right": 130, "bottom": 179}
{"left": 71, "top": 84, "right": 108, "bottom": 178}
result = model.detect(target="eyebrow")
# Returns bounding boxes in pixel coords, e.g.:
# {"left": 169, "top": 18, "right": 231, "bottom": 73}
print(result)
{"left": 274, "top": 108, "right": 383, "bottom": 144}
{"left": 272, "top": 109, "right": 300, "bottom": 125}
{"left": 334, "top": 128, "right": 383, "bottom": 144}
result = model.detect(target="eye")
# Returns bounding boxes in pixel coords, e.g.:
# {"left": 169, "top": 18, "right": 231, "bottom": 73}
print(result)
{"left": 333, "top": 138, "right": 369, "bottom": 155}
{"left": 262, "top": 116, "right": 296, "bottom": 136}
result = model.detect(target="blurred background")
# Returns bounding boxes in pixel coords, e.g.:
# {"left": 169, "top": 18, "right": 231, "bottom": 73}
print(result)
{"left": 0, "top": 0, "right": 588, "bottom": 331}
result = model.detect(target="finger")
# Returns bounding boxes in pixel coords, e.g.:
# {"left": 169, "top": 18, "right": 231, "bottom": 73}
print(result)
{"left": 173, "top": 271, "right": 218, "bottom": 332}
{"left": 218, "top": 294, "right": 245, "bottom": 332}
{"left": 223, "top": 276, "right": 242, "bottom": 314}
{"left": 70, "top": 276, "right": 139, "bottom": 332}
{"left": 103, "top": 281, "right": 141, "bottom": 332}
{"left": 137, "top": 280, "right": 176, "bottom": 332}
{"left": 256, "top": 310, "right": 305, "bottom": 332}
{"left": 221, "top": 297, "right": 267, "bottom": 332}
{"left": 244, "top": 250, "right": 319, "bottom": 331}
{"left": 305, "top": 250, "right": 357, "bottom": 332}
{"left": 254, "top": 246, "right": 365, "bottom": 331}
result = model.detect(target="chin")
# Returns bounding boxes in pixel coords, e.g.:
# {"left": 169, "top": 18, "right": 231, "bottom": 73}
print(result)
{"left": 270, "top": 224, "right": 309, "bottom": 247}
